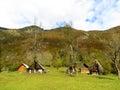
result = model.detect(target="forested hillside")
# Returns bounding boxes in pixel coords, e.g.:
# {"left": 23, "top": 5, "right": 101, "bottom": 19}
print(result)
{"left": 0, "top": 25, "right": 120, "bottom": 73}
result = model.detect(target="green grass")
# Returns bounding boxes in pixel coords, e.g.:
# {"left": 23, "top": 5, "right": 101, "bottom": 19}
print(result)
{"left": 0, "top": 68, "right": 120, "bottom": 90}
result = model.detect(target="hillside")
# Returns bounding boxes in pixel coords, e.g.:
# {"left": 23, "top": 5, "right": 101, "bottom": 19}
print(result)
{"left": 0, "top": 27, "right": 8, "bottom": 31}
{"left": 0, "top": 25, "right": 120, "bottom": 73}
{"left": 105, "top": 26, "right": 120, "bottom": 33}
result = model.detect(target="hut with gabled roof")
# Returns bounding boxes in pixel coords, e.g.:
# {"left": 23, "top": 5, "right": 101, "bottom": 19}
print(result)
{"left": 18, "top": 63, "right": 29, "bottom": 72}
{"left": 83, "top": 60, "right": 104, "bottom": 75}
{"left": 27, "top": 60, "right": 45, "bottom": 73}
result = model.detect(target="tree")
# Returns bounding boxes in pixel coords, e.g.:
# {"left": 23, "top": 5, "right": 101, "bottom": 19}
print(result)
{"left": 32, "top": 20, "right": 44, "bottom": 63}
{"left": 107, "top": 34, "right": 120, "bottom": 79}
{"left": 53, "top": 58, "right": 62, "bottom": 69}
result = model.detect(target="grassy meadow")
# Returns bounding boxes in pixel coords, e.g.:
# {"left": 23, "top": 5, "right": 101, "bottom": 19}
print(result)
{"left": 0, "top": 68, "right": 120, "bottom": 90}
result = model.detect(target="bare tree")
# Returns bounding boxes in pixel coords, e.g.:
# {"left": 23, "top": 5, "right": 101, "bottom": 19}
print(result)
{"left": 33, "top": 27, "right": 37, "bottom": 61}
{"left": 64, "top": 21, "right": 73, "bottom": 28}
{"left": 33, "top": 18, "right": 44, "bottom": 62}
{"left": 107, "top": 34, "right": 120, "bottom": 79}
{"left": 69, "top": 45, "right": 74, "bottom": 65}
{"left": 0, "top": 46, "right": 1, "bottom": 72}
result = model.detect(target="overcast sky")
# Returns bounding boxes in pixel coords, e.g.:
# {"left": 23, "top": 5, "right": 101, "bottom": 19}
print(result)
{"left": 0, "top": 0, "right": 120, "bottom": 31}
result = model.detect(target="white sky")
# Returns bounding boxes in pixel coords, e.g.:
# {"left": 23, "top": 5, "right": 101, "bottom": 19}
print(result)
{"left": 0, "top": 0, "right": 120, "bottom": 31}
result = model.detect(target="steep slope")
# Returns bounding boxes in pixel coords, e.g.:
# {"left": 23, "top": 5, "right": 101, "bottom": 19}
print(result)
{"left": 0, "top": 25, "right": 120, "bottom": 72}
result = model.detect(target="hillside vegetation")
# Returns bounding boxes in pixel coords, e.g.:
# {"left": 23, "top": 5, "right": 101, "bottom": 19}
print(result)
{"left": 0, "top": 25, "right": 120, "bottom": 73}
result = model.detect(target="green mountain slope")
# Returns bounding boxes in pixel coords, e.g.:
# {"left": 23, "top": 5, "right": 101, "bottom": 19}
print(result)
{"left": 0, "top": 25, "right": 120, "bottom": 73}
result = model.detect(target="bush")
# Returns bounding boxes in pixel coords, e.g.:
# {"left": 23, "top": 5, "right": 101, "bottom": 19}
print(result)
{"left": 52, "top": 58, "right": 62, "bottom": 69}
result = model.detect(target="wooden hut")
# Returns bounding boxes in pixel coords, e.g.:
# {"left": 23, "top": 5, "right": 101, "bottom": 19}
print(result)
{"left": 18, "top": 63, "right": 29, "bottom": 72}
{"left": 27, "top": 60, "right": 45, "bottom": 73}
{"left": 66, "top": 65, "right": 77, "bottom": 75}
{"left": 83, "top": 60, "right": 103, "bottom": 75}
{"left": 80, "top": 68, "right": 90, "bottom": 73}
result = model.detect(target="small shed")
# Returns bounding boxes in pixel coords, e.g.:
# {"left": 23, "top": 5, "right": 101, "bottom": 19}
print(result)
{"left": 80, "top": 68, "right": 90, "bottom": 73}
{"left": 18, "top": 63, "right": 29, "bottom": 72}
{"left": 83, "top": 60, "right": 104, "bottom": 75}
{"left": 27, "top": 60, "right": 45, "bottom": 73}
